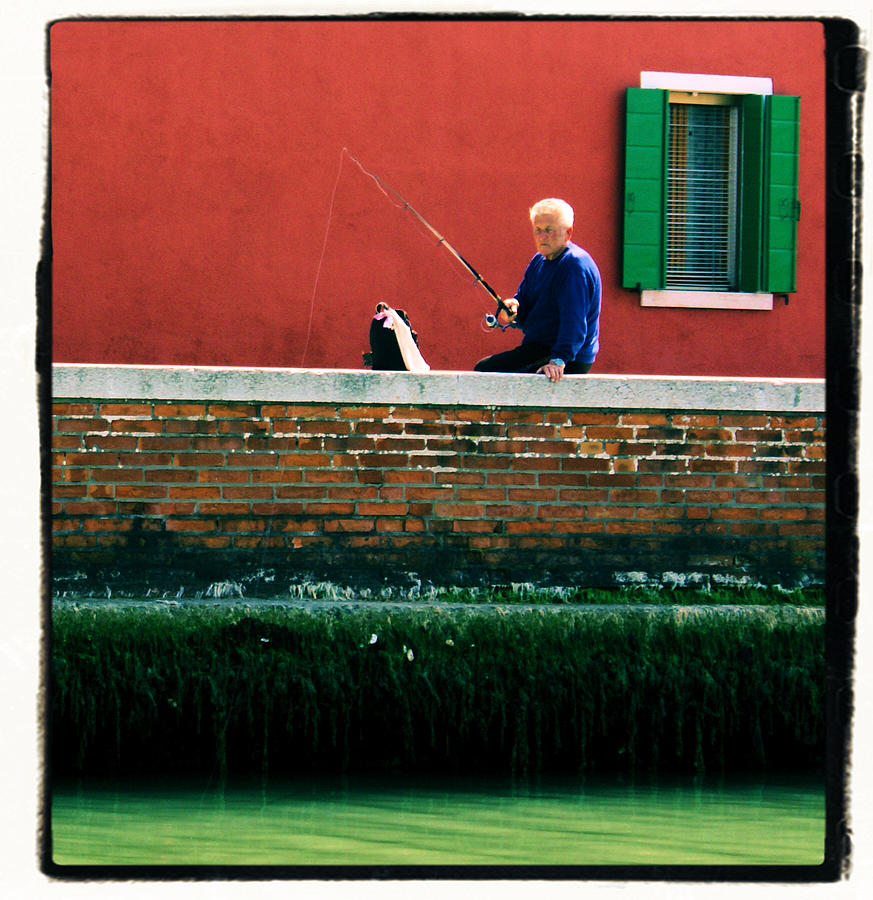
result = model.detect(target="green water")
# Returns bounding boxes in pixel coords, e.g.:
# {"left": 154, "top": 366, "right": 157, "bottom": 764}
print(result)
{"left": 50, "top": 773, "right": 825, "bottom": 868}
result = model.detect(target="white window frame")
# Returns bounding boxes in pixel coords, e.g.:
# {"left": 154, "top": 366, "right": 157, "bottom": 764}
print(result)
{"left": 639, "top": 72, "right": 776, "bottom": 311}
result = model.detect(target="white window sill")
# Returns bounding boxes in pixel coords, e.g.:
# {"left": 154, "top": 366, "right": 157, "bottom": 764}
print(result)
{"left": 641, "top": 291, "right": 774, "bottom": 310}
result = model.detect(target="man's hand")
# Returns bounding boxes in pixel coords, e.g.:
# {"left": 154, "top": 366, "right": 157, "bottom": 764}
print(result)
{"left": 497, "top": 297, "right": 519, "bottom": 327}
{"left": 537, "top": 361, "right": 565, "bottom": 383}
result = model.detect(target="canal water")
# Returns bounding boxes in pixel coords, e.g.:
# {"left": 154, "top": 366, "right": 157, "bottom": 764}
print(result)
{"left": 50, "top": 772, "right": 825, "bottom": 868}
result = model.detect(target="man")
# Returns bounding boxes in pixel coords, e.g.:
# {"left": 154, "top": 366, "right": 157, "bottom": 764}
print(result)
{"left": 474, "top": 199, "right": 601, "bottom": 382}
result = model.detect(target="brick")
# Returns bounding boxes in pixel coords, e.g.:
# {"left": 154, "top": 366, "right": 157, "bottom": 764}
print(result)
{"left": 507, "top": 425, "right": 559, "bottom": 439}
{"left": 110, "top": 419, "right": 164, "bottom": 433}
{"left": 339, "top": 405, "right": 393, "bottom": 419}
{"left": 712, "top": 474, "right": 761, "bottom": 488}
{"left": 721, "top": 415, "right": 770, "bottom": 427}
{"left": 607, "top": 489, "right": 659, "bottom": 504}
{"left": 246, "top": 436, "right": 296, "bottom": 451}
{"left": 53, "top": 403, "right": 97, "bottom": 416}
{"left": 640, "top": 459, "right": 690, "bottom": 473}
{"left": 233, "top": 536, "right": 286, "bottom": 549}
{"left": 222, "top": 486, "right": 274, "bottom": 500}
{"left": 688, "top": 459, "right": 736, "bottom": 473}
{"left": 52, "top": 435, "right": 83, "bottom": 450}
{"left": 298, "top": 469, "right": 354, "bottom": 484}
{"left": 137, "top": 436, "right": 192, "bottom": 451}
{"left": 63, "top": 500, "right": 116, "bottom": 516}
{"left": 99, "top": 403, "right": 153, "bottom": 416}
{"left": 53, "top": 485, "right": 88, "bottom": 498}
{"left": 569, "top": 412, "right": 621, "bottom": 426}
{"left": 506, "top": 520, "right": 559, "bottom": 534}
{"left": 434, "top": 503, "right": 486, "bottom": 518}
{"left": 711, "top": 507, "right": 759, "bottom": 520}
{"left": 456, "top": 487, "right": 505, "bottom": 502}
{"left": 114, "top": 485, "right": 168, "bottom": 499}
{"left": 604, "top": 521, "right": 654, "bottom": 534}
{"left": 297, "top": 420, "right": 352, "bottom": 436}
{"left": 374, "top": 518, "right": 407, "bottom": 532}
{"left": 52, "top": 517, "right": 80, "bottom": 532}
{"left": 704, "top": 443, "right": 756, "bottom": 458}
{"left": 486, "top": 472, "right": 536, "bottom": 485}
{"left": 374, "top": 437, "right": 428, "bottom": 452}
{"left": 324, "top": 519, "right": 375, "bottom": 533}
{"left": 91, "top": 468, "right": 143, "bottom": 483}
{"left": 561, "top": 458, "right": 610, "bottom": 472}
{"left": 558, "top": 489, "right": 609, "bottom": 503}
{"left": 485, "top": 504, "right": 537, "bottom": 519}
{"left": 672, "top": 414, "right": 720, "bottom": 427}
{"left": 153, "top": 403, "right": 208, "bottom": 417}
{"left": 778, "top": 524, "right": 827, "bottom": 536}
{"left": 589, "top": 473, "right": 637, "bottom": 487}
{"left": 507, "top": 488, "right": 557, "bottom": 502}
{"left": 164, "top": 518, "right": 216, "bottom": 532}
{"left": 760, "top": 507, "right": 808, "bottom": 521}
{"left": 388, "top": 407, "right": 442, "bottom": 422}
{"left": 199, "top": 469, "right": 249, "bottom": 483}
{"left": 144, "top": 469, "right": 198, "bottom": 483}
{"left": 494, "top": 410, "right": 542, "bottom": 424}
{"left": 57, "top": 535, "right": 98, "bottom": 547}
{"left": 64, "top": 451, "right": 118, "bottom": 467}
{"left": 586, "top": 505, "right": 636, "bottom": 519}
{"left": 83, "top": 518, "right": 132, "bottom": 532}
{"left": 169, "top": 486, "right": 222, "bottom": 500}
{"left": 120, "top": 453, "right": 174, "bottom": 467}
{"left": 198, "top": 502, "right": 252, "bottom": 515}
{"left": 537, "top": 504, "right": 590, "bottom": 519}
{"left": 325, "top": 486, "right": 379, "bottom": 501}
{"left": 770, "top": 415, "right": 821, "bottom": 428}
{"left": 164, "top": 419, "right": 218, "bottom": 434}
{"left": 453, "top": 519, "right": 499, "bottom": 533}
{"left": 56, "top": 418, "right": 111, "bottom": 433}
{"left": 622, "top": 413, "right": 668, "bottom": 425}
{"left": 434, "top": 471, "right": 482, "bottom": 485}
{"left": 178, "top": 535, "right": 232, "bottom": 549}
{"left": 83, "top": 434, "right": 139, "bottom": 450}
{"left": 223, "top": 519, "right": 268, "bottom": 532}
{"left": 207, "top": 403, "right": 260, "bottom": 418}
{"left": 468, "top": 536, "right": 512, "bottom": 549}
{"left": 278, "top": 519, "right": 324, "bottom": 533}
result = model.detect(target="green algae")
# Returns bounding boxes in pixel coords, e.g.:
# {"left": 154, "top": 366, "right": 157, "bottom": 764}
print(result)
{"left": 50, "top": 601, "right": 825, "bottom": 779}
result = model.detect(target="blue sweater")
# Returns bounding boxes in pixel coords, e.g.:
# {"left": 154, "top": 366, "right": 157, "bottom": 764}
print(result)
{"left": 515, "top": 242, "right": 601, "bottom": 365}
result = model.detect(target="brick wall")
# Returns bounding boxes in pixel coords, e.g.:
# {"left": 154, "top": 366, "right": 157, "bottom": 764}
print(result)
{"left": 50, "top": 366, "right": 826, "bottom": 592}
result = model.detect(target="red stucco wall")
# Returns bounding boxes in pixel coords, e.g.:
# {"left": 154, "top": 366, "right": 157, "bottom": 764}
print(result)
{"left": 49, "top": 18, "right": 827, "bottom": 377}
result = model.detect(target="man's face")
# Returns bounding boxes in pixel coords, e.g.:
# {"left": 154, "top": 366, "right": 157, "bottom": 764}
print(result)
{"left": 532, "top": 213, "right": 572, "bottom": 260}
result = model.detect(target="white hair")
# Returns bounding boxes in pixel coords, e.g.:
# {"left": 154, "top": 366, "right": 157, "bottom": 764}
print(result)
{"left": 529, "top": 198, "right": 574, "bottom": 228}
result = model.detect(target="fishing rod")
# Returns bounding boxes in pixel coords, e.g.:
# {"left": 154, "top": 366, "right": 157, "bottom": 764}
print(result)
{"left": 344, "top": 149, "right": 516, "bottom": 330}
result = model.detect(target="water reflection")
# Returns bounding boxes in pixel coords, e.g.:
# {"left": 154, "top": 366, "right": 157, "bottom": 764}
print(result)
{"left": 51, "top": 772, "right": 825, "bottom": 867}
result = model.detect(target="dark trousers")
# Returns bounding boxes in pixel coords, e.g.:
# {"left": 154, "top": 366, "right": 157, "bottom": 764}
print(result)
{"left": 474, "top": 342, "right": 592, "bottom": 374}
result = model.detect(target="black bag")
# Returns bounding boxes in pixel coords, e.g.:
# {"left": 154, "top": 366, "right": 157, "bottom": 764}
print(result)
{"left": 363, "top": 303, "right": 421, "bottom": 371}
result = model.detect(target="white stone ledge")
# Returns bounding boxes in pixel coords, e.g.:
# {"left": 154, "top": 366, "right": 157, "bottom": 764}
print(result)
{"left": 52, "top": 364, "right": 826, "bottom": 413}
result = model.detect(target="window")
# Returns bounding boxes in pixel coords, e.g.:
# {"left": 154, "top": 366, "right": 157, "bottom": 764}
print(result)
{"left": 623, "top": 73, "right": 800, "bottom": 309}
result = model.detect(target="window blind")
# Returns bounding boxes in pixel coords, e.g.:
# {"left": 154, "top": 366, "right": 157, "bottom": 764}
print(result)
{"left": 666, "top": 103, "right": 736, "bottom": 290}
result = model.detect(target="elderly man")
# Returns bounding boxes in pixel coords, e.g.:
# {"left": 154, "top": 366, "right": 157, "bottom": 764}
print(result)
{"left": 474, "top": 198, "right": 601, "bottom": 382}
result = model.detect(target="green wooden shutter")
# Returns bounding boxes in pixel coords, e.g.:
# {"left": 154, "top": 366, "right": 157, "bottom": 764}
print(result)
{"left": 622, "top": 88, "right": 667, "bottom": 290}
{"left": 762, "top": 94, "right": 800, "bottom": 292}
{"left": 738, "top": 94, "right": 766, "bottom": 292}
{"left": 738, "top": 93, "right": 800, "bottom": 293}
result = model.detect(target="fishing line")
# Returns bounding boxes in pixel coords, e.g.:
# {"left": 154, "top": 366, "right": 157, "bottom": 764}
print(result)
{"left": 302, "top": 148, "right": 513, "bottom": 366}
{"left": 300, "top": 146, "right": 347, "bottom": 367}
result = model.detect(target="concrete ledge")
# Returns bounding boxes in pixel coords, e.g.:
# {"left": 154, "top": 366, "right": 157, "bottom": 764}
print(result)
{"left": 52, "top": 364, "right": 826, "bottom": 412}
